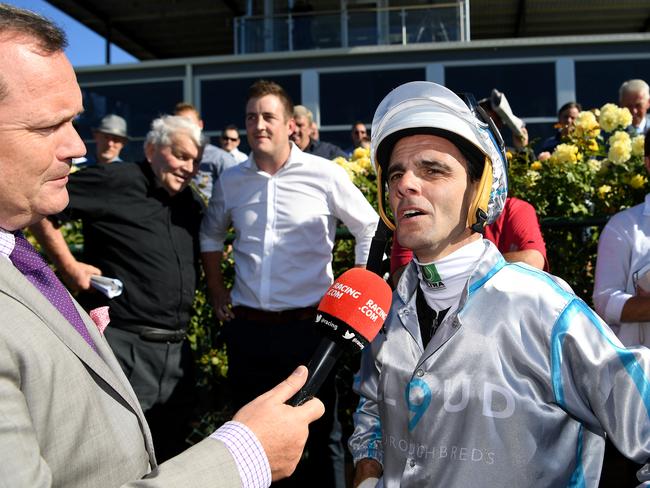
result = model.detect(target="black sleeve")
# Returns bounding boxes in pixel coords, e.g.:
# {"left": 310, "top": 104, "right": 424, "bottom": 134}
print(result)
{"left": 59, "top": 165, "right": 113, "bottom": 222}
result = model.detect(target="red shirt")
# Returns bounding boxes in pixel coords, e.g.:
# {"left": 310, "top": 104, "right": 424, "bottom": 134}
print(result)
{"left": 390, "top": 197, "right": 549, "bottom": 273}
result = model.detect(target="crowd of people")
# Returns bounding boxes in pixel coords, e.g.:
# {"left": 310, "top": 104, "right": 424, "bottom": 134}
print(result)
{"left": 3, "top": 3, "right": 650, "bottom": 488}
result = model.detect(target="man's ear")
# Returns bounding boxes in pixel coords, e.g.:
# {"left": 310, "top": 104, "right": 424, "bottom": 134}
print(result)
{"left": 144, "top": 143, "right": 155, "bottom": 163}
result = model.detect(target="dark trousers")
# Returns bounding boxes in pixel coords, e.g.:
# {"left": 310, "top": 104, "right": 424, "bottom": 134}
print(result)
{"left": 105, "top": 327, "right": 196, "bottom": 462}
{"left": 225, "top": 315, "right": 345, "bottom": 488}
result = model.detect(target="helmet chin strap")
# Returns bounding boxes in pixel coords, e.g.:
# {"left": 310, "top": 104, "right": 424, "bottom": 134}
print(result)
{"left": 467, "top": 157, "right": 493, "bottom": 233}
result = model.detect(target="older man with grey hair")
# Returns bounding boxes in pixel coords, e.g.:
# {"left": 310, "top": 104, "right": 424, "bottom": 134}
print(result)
{"left": 619, "top": 79, "right": 650, "bottom": 135}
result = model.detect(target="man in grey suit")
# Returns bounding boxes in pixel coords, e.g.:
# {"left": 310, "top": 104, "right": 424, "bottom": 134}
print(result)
{"left": 0, "top": 4, "right": 323, "bottom": 487}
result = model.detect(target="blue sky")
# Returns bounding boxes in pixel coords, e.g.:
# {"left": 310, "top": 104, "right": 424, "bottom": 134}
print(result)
{"left": 8, "top": 0, "right": 137, "bottom": 66}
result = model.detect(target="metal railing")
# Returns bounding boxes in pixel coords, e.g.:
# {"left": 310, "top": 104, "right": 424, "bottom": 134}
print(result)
{"left": 234, "top": 2, "right": 470, "bottom": 54}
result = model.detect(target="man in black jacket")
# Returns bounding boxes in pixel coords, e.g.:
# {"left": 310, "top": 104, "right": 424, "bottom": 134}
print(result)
{"left": 31, "top": 114, "right": 206, "bottom": 462}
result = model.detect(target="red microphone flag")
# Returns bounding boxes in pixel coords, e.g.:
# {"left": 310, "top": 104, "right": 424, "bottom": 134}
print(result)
{"left": 316, "top": 268, "right": 392, "bottom": 348}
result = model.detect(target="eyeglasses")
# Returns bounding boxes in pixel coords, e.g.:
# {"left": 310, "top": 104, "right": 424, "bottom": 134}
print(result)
{"left": 222, "top": 136, "right": 239, "bottom": 142}
{"left": 353, "top": 130, "right": 366, "bottom": 135}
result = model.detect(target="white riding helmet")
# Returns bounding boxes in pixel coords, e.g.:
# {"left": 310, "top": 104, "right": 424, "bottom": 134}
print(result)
{"left": 371, "top": 81, "right": 508, "bottom": 232}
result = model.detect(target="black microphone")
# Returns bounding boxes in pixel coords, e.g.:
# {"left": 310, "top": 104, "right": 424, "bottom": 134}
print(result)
{"left": 288, "top": 268, "right": 392, "bottom": 406}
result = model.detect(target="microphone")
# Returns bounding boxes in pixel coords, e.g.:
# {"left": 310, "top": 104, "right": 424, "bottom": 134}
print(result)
{"left": 288, "top": 268, "right": 392, "bottom": 406}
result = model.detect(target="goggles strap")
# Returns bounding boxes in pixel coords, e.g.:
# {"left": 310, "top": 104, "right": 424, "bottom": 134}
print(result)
{"left": 376, "top": 165, "right": 396, "bottom": 231}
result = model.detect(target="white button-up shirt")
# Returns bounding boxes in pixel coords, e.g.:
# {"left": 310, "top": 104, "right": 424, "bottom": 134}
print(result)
{"left": 200, "top": 143, "right": 378, "bottom": 311}
{"left": 593, "top": 193, "right": 650, "bottom": 346}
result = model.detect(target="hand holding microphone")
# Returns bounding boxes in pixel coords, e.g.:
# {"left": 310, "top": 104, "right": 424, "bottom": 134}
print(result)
{"left": 289, "top": 268, "right": 392, "bottom": 406}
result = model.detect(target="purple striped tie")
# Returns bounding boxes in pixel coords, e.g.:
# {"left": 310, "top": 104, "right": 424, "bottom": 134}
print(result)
{"left": 10, "top": 232, "right": 96, "bottom": 351}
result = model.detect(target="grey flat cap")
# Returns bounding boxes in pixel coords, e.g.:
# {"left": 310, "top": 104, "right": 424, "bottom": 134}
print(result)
{"left": 93, "top": 114, "right": 128, "bottom": 139}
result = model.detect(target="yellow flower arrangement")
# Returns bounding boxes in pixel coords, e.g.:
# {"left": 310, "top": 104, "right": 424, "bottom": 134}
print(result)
{"left": 508, "top": 103, "right": 647, "bottom": 217}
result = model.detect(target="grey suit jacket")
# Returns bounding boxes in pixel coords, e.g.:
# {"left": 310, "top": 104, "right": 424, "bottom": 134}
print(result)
{"left": 0, "top": 258, "right": 241, "bottom": 487}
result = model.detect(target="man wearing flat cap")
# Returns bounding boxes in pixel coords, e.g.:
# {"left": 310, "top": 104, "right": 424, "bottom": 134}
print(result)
{"left": 350, "top": 81, "right": 650, "bottom": 487}
{"left": 90, "top": 113, "right": 129, "bottom": 165}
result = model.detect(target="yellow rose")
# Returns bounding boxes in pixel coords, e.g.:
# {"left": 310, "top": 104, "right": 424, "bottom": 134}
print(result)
{"left": 551, "top": 143, "right": 580, "bottom": 165}
{"left": 352, "top": 147, "right": 369, "bottom": 160}
{"left": 608, "top": 130, "right": 631, "bottom": 146}
{"left": 574, "top": 111, "right": 600, "bottom": 139}
{"left": 530, "top": 161, "right": 542, "bottom": 170}
{"left": 608, "top": 140, "right": 632, "bottom": 164}
{"left": 506, "top": 150, "right": 513, "bottom": 160}
{"left": 599, "top": 103, "right": 619, "bottom": 132}
{"left": 356, "top": 156, "right": 371, "bottom": 171}
{"left": 618, "top": 107, "right": 633, "bottom": 128}
{"left": 629, "top": 174, "right": 647, "bottom": 189}
{"left": 587, "top": 158, "right": 601, "bottom": 173}
{"left": 597, "top": 185, "right": 612, "bottom": 199}
{"left": 632, "top": 135, "right": 645, "bottom": 157}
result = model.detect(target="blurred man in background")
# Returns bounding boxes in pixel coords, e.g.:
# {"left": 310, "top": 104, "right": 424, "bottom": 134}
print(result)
{"left": 220, "top": 124, "right": 248, "bottom": 162}
{"left": 291, "top": 104, "right": 347, "bottom": 159}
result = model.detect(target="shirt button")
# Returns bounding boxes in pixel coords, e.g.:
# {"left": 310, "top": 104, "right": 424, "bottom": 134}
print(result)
{"left": 402, "top": 309, "right": 410, "bottom": 316}
{"left": 416, "top": 369, "right": 424, "bottom": 377}
{"left": 409, "top": 459, "right": 416, "bottom": 467}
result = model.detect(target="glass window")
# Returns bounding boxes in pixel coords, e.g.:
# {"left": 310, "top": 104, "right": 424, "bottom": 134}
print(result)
{"left": 78, "top": 81, "right": 183, "bottom": 140}
{"left": 200, "top": 76, "right": 301, "bottom": 132}
{"left": 320, "top": 69, "right": 425, "bottom": 126}
{"left": 576, "top": 59, "right": 650, "bottom": 110}
{"left": 78, "top": 80, "right": 183, "bottom": 162}
{"left": 445, "top": 63, "right": 556, "bottom": 117}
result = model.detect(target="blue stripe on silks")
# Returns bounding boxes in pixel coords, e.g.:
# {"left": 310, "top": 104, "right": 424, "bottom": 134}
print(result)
{"left": 575, "top": 300, "right": 650, "bottom": 418}
{"left": 550, "top": 302, "right": 577, "bottom": 406}
{"left": 510, "top": 265, "right": 650, "bottom": 417}
{"left": 468, "top": 257, "right": 506, "bottom": 296}
{"left": 567, "top": 424, "right": 586, "bottom": 488}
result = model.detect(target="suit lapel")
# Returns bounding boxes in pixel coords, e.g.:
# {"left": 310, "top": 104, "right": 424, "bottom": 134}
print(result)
{"left": 0, "top": 259, "right": 155, "bottom": 463}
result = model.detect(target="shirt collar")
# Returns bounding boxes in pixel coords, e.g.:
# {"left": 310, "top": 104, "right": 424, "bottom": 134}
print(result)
{"left": 0, "top": 227, "right": 16, "bottom": 260}
{"left": 244, "top": 142, "right": 306, "bottom": 173}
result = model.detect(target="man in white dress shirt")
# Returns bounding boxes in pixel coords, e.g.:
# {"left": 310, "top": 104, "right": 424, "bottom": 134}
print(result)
{"left": 200, "top": 79, "right": 378, "bottom": 487}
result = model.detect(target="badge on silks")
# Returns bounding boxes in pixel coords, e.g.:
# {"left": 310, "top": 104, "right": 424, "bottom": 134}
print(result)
{"left": 419, "top": 263, "right": 446, "bottom": 289}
